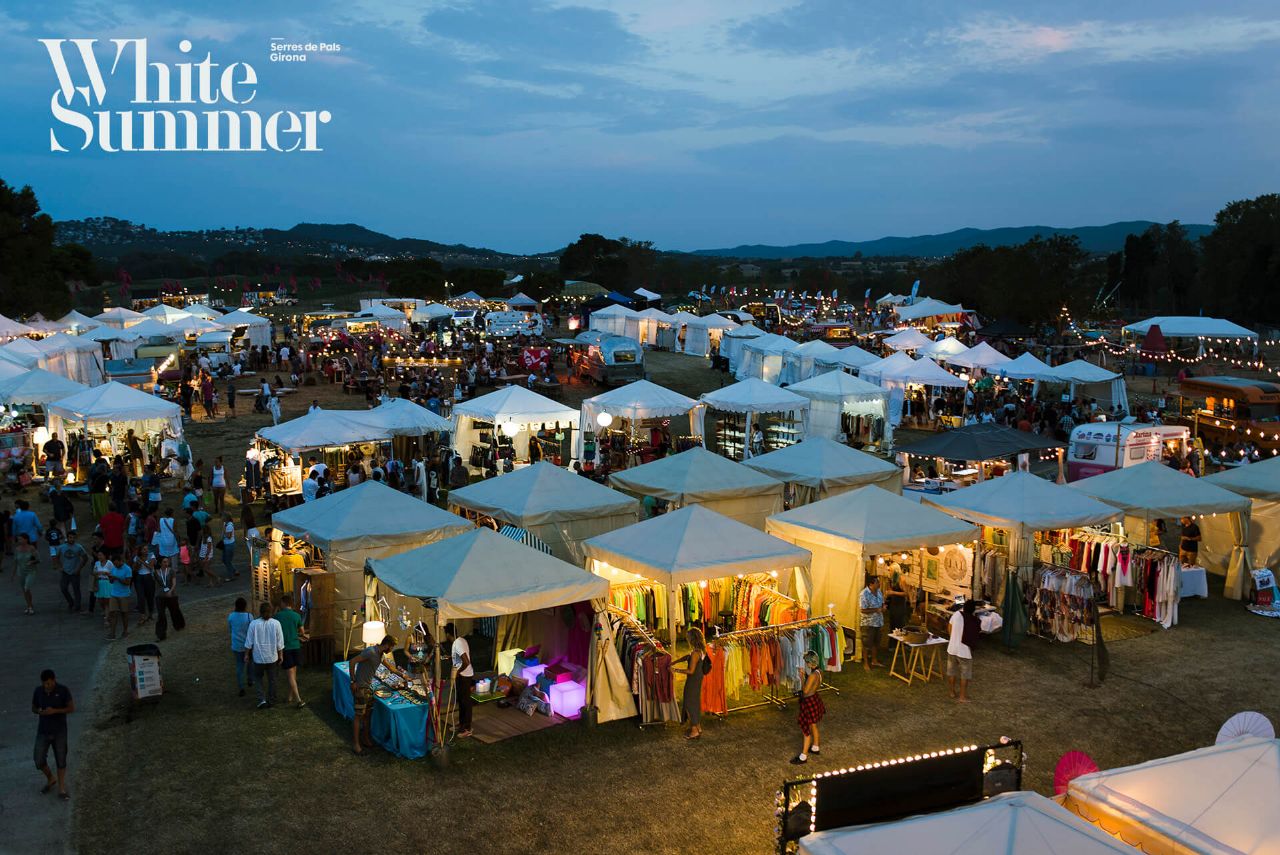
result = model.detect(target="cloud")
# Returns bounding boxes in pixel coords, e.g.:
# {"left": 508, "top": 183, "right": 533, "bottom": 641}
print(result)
{"left": 465, "top": 73, "right": 583, "bottom": 99}
{"left": 942, "top": 15, "right": 1280, "bottom": 65}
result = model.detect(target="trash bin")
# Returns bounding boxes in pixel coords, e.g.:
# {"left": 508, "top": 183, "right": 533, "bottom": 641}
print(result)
{"left": 126, "top": 643, "right": 163, "bottom": 700}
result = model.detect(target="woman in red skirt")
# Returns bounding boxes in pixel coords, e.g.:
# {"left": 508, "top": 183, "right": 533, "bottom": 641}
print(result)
{"left": 792, "top": 651, "right": 824, "bottom": 764}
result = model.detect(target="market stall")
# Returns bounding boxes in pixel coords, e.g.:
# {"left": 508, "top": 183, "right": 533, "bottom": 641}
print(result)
{"left": 683, "top": 313, "right": 739, "bottom": 358}
{"left": 1063, "top": 737, "right": 1280, "bottom": 855}
{"left": 863, "top": 353, "right": 967, "bottom": 429}
{"left": 270, "top": 480, "right": 474, "bottom": 639}
{"left": 450, "top": 385, "right": 578, "bottom": 474}
{"left": 92, "top": 306, "right": 147, "bottom": 329}
{"left": 812, "top": 344, "right": 880, "bottom": 376}
{"left": 736, "top": 334, "right": 799, "bottom": 383}
{"left": 349, "top": 302, "right": 410, "bottom": 334}
{"left": 44, "top": 381, "right": 182, "bottom": 484}
{"left": 895, "top": 423, "right": 1065, "bottom": 488}
{"left": 892, "top": 297, "right": 973, "bottom": 330}
{"left": 589, "top": 303, "right": 641, "bottom": 337}
{"left": 0, "top": 368, "right": 88, "bottom": 411}
{"left": 721, "top": 324, "right": 766, "bottom": 372}
{"left": 800, "top": 791, "right": 1136, "bottom": 855}
{"left": 448, "top": 460, "right": 639, "bottom": 564}
{"left": 883, "top": 327, "right": 933, "bottom": 352}
{"left": 1045, "top": 359, "right": 1129, "bottom": 415}
{"left": 578, "top": 380, "right": 701, "bottom": 470}
{"left": 916, "top": 336, "right": 970, "bottom": 362}
{"left": 217, "top": 308, "right": 273, "bottom": 348}
{"left": 609, "top": 446, "right": 785, "bottom": 529}
{"left": 743, "top": 436, "right": 902, "bottom": 505}
{"left": 35, "top": 332, "right": 106, "bottom": 385}
{"left": 364, "top": 527, "right": 610, "bottom": 750}
{"left": 1203, "top": 456, "right": 1280, "bottom": 599}
{"left": 991, "top": 351, "right": 1057, "bottom": 383}
{"left": 765, "top": 486, "right": 978, "bottom": 655}
{"left": 584, "top": 505, "right": 812, "bottom": 646}
{"left": 780, "top": 339, "right": 840, "bottom": 385}
{"left": 698, "top": 378, "right": 809, "bottom": 461}
{"left": 944, "top": 341, "right": 1012, "bottom": 375}
{"left": 634, "top": 307, "right": 675, "bottom": 347}
{"left": 143, "top": 304, "right": 196, "bottom": 324}
{"left": 666, "top": 311, "right": 704, "bottom": 353}
{"left": 411, "top": 302, "right": 455, "bottom": 325}
{"left": 786, "top": 370, "right": 892, "bottom": 449}
{"left": 0, "top": 313, "right": 36, "bottom": 341}
{"left": 1071, "top": 460, "right": 1253, "bottom": 604}
{"left": 56, "top": 310, "right": 101, "bottom": 333}
{"left": 0, "top": 337, "right": 45, "bottom": 369}
{"left": 81, "top": 324, "right": 141, "bottom": 359}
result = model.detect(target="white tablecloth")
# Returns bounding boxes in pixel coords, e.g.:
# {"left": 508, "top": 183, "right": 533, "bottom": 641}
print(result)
{"left": 1180, "top": 565, "right": 1209, "bottom": 599}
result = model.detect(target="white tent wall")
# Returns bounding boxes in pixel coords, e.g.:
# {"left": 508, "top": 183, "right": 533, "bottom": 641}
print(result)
{"left": 1202, "top": 498, "right": 1280, "bottom": 580}
{"left": 1070, "top": 377, "right": 1129, "bottom": 414}
{"left": 722, "top": 327, "right": 764, "bottom": 372}
{"left": 39, "top": 344, "right": 105, "bottom": 386}
{"left": 802, "top": 394, "right": 893, "bottom": 448}
{"left": 768, "top": 530, "right": 867, "bottom": 650}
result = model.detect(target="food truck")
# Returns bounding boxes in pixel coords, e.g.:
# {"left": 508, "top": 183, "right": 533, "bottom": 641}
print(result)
{"left": 1066, "top": 422, "right": 1191, "bottom": 481}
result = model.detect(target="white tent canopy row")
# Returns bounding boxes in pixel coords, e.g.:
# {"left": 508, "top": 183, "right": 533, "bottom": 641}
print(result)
{"left": 743, "top": 436, "right": 901, "bottom": 504}
{"left": 0, "top": 368, "right": 89, "bottom": 407}
{"left": 1123, "top": 316, "right": 1258, "bottom": 340}
{"left": 450, "top": 385, "right": 579, "bottom": 472}
{"left": 683, "top": 313, "right": 739, "bottom": 358}
{"left": 258, "top": 400, "right": 452, "bottom": 454}
{"left": 0, "top": 313, "right": 38, "bottom": 339}
{"left": 57, "top": 310, "right": 102, "bottom": 331}
{"left": 578, "top": 380, "right": 701, "bottom": 464}
{"left": 785, "top": 370, "right": 893, "bottom": 448}
{"left": 893, "top": 297, "right": 972, "bottom": 323}
{"left": 781, "top": 339, "right": 840, "bottom": 385}
{"left": 812, "top": 344, "right": 880, "bottom": 375}
{"left": 93, "top": 306, "right": 147, "bottom": 329}
{"left": 697, "top": 379, "right": 810, "bottom": 460}
{"left": 610, "top": 446, "right": 785, "bottom": 530}
{"left": 45, "top": 381, "right": 183, "bottom": 442}
{"left": 448, "top": 461, "right": 639, "bottom": 565}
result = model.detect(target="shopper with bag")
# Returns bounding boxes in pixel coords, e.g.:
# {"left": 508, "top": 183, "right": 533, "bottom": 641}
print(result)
{"left": 672, "top": 627, "right": 708, "bottom": 740}
{"left": 153, "top": 556, "right": 185, "bottom": 640}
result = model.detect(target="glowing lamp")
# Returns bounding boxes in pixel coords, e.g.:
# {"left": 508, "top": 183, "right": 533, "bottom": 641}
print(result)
{"left": 500, "top": 420, "right": 521, "bottom": 437}
{"left": 549, "top": 679, "right": 586, "bottom": 718}
{"left": 522, "top": 663, "right": 547, "bottom": 683}
{"left": 596, "top": 411, "right": 613, "bottom": 428}
{"left": 361, "top": 620, "right": 386, "bottom": 647}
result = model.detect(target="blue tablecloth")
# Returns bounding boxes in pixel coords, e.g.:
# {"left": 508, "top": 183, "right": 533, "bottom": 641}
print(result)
{"left": 332, "top": 662, "right": 435, "bottom": 759}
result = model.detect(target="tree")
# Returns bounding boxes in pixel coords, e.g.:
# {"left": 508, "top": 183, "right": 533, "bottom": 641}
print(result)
{"left": 0, "top": 179, "right": 84, "bottom": 317}
{"left": 1199, "top": 194, "right": 1280, "bottom": 321}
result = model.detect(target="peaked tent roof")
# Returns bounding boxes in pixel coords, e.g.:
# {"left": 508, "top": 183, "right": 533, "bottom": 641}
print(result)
{"left": 366, "top": 397, "right": 452, "bottom": 435}
{"left": 271, "top": 480, "right": 473, "bottom": 553}
{"left": 896, "top": 422, "right": 1063, "bottom": 461}
{"left": 636, "top": 307, "right": 674, "bottom": 322}
{"left": 1069, "top": 460, "right": 1251, "bottom": 519}
{"left": 700, "top": 378, "right": 809, "bottom": 414}
{"left": 451, "top": 384, "right": 578, "bottom": 425}
{"left": 454, "top": 290, "right": 486, "bottom": 301}
{"left": 816, "top": 345, "right": 880, "bottom": 370}
{"left": 217, "top": 308, "right": 270, "bottom": 327}
{"left": 449, "top": 460, "right": 639, "bottom": 526}
{"left": 859, "top": 350, "right": 917, "bottom": 381}
{"left": 122, "top": 318, "right": 186, "bottom": 340}
{"left": 56, "top": 310, "right": 101, "bottom": 330}
{"left": 690, "top": 313, "right": 739, "bottom": 329}
{"left": 945, "top": 340, "right": 1011, "bottom": 369}
{"left": 1204, "top": 455, "right": 1280, "bottom": 500}
{"left": 767, "top": 485, "right": 977, "bottom": 554}
{"left": 667, "top": 310, "right": 703, "bottom": 326}
{"left": 0, "top": 313, "right": 37, "bottom": 338}
{"left": 1122, "top": 316, "right": 1258, "bottom": 339}
{"left": 257, "top": 408, "right": 392, "bottom": 451}
{"left": 415, "top": 302, "right": 455, "bottom": 319}
{"left": 36, "top": 332, "right": 103, "bottom": 353}
{"left": 369, "top": 527, "right": 608, "bottom": 619}
{"left": 723, "top": 324, "right": 765, "bottom": 339}
{"left": 0, "top": 368, "right": 89, "bottom": 405}
{"left": 801, "top": 791, "right": 1136, "bottom": 855}
{"left": 742, "top": 333, "right": 799, "bottom": 355}
{"left": 894, "top": 297, "right": 970, "bottom": 322}
{"left": 582, "top": 505, "right": 810, "bottom": 587}
{"left": 0, "top": 358, "right": 25, "bottom": 381}
{"left": 1066, "top": 737, "right": 1280, "bottom": 855}
{"left": 923, "top": 471, "right": 1122, "bottom": 531}
{"left": 181, "top": 303, "right": 223, "bottom": 321}
{"left": 591, "top": 303, "right": 641, "bottom": 318}
{"left": 506, "top": 292, "right": 538, "bottom": 307}
{"left": 81, "top": 324, "right": 142, "bottom": 342}
{"left": 917, "top": 335, "right": 970, "bottom": 359}
{"left": 582, "top": 379, "right": 698, "bottom": 421}
{"left": 878, "top": 356, "right": 967, "bottom": 388}
{"left": 45, "top": 381, "right": 180, "bottom": 423}
{"left": 786, "top": 370, "right": 886, "bottom": 404}
{"left": 1, "top": 337, "right": 45, "bottom": 366}
{"left": 743, "top": 436, "right": 899, "bottom": 491}
{"left": 884, "top": 327, "right": 934, "bottom": 351}
{"left": 610, "top": 446, "right": 783, "bottom": 503}
{"left": 93, "top": 306, "right": 146, "bottom": 325}
{"left": 791, "top": 339, "right": 840, "bottom": 357}
{"left": 142, "top": 304, "right": 195, "bottom": 323}
{"left": 1046, "top": 359, "right": 1121, "bottom": 383}
{"left": 993, "top": 351, "right": 1057, "bottom": 381}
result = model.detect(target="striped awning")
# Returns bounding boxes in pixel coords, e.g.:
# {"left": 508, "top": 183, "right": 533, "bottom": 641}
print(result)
{"left": 498, "top": 524, "right": 552, "bottom": 555}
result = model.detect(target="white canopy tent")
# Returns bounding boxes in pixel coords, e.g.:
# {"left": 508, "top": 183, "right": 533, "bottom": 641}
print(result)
{"left": 1064, "top": 737, "right": 1280, "bottom": 855}
{"left": 0, "top": 368, "right": 89, "bottom": 407}
{"left": 766, "top": 487, "right": 978, "bottom": 640}
{"left": 411, "top": 302, "right": 455, "bottom": 322}
{"left": 122, "top": 318, "right": 186, "bottom": 341}
{"left": 857, "top": 351, "right": 917, "bottom": 385}
{"left": 583, "top": 505, "right": 812, "bottom": 643}
{"left": 801, "top": 791, "right": 1137, "bottom": 855}
{"left": 0, "top": 337, "right": 45, "bottom": 368}
{"left": 93, "top": 306, "right": 147, "bottom": 329}
{"left": 786, "top": 370, "right": 892, "bottom": 448}
{"left": 1203, "top": 457, "right": 1280, "bottom": 595}
{"left": 365, "top": 397, "right": 452, "bottom": 437}
{"left": 256, "top": 408, "right": 392, "bottom": 454}
{"left": 35, "top": 332, "right": 106, "bottom": 385}
{"left": 917, "top": 335, "right": 970, "bottom": 361}
{"left": 450, "top": 385, "right": 578, "bottom": 472}
{"left": 350, "top": 302, "right": 409, "bottom": 333}
{"left": 45, "top": 381, "right": 183, "bottom": 457}
{"left": 448, "top": 461, "right": 640, "bottom": 565}
{"left": 812, "top": 344, "right": 880, "bottom": 375}
{"left": 57, "top": 310, "right": 102, "bottom": 332}
{"left": 883, "top": 327, "right": 933, "bottom": 352}
{"left": 633, "top": 307, "right": 674, "bottom": 346}
{"left": 876, "top": 293, "right": 910, "bottom": 305}
{"left": 578, "top": 380, "right": 701, "bottom": 464}
{"left": 698, "top": 379, "right": 810, "bottom": 460}
{"left": 743, "top": 436, "right": 901, "bottom": 504}
{"left": 0, "top": 358, "right": 25, "bottom": 382}
{"left": 142, "top": 304, "right": 195, "bottom": 324}
{"left": 736, "top": 334, "right": 799, "bottom": 383}
{"left": 610, "top": 446, "right": 785, "bottom": 529}
{"left": 923, "top": 472, "right": 1122, "bottom": 570}
{"left": 684, "top": 313, "right": 739, "bottom": 358}
{"left": 589, "top": 303, "right": 640, "bottom": 337}
{"left": 1071, "top": 460, "right": 1253, "bottom": 597}
{"left": 505, "top": 292, "right": 539, "bottom": 310}
{"left": 945, "top": 340, "right": 1011, "bottom": 372}
{"left": 0, "top": 313, "right": 37, "bottom": 340}
{"left": 721, "top": 324, "right": 766, "bottom": 372}
{"left": 1123, "top": 316, "right": 1258, "bottom": 340}
{"left": 781, "top": 339, "right": 840, "bottom": 385}
{"left": 1046, "top": 359, "right": 1129, "bottom": 414}
{"left": 217, "top": 309, "right": 272, "bottom": 347}
{"left": 876, "top": 356, "right": 966, "bottom": 389}
{"left": 80, "top": 324, "right": 141, "bottom": 359}
{"left": 273, "top": 481, "right": 474, "bottom": 631}
{"left": 181, "top": 303, "right": 223, "bottom": 321}
{"left": 893, "top": 297, "right": 971, "bottom": 324}
{"left": 992, "top": 351, "right": 1058, "bottom": 382}
{"left": 666, "top": 311, "right": 703, "bottom": 353}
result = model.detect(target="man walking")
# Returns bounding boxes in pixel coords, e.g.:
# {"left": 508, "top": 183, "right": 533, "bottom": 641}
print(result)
{"left": 276, "top": 595, "right": 306, "bottom": 708}
{"left": 12, "top": 500, "right": 43, "bottom": 560}
{"left": 33, "top": 669, "right": 74, "bottom": 801}
{"left": 227, "top": 598, "right": 254, "bottom": 697}
{"left": 57, "top": 530, "right": 90, "bottom": 614}
{"left": 244, "top": 602, "right": 284, "bottom": 709}
{"left": 858, "top": 576, "right": 885, "bottom": 672}
{"left": 446, "top": 622, "right": 474, "bottom": 738}
{"left": 348, "top": 634, "right": 395, "bottom": 755}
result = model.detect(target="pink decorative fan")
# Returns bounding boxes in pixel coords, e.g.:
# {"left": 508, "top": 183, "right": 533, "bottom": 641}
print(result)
{"left": 1216, "top": 711, "right": 1275, "bottom": 745}
{"left": 1054, "top": 750, "right": 1099, "bottom": 795}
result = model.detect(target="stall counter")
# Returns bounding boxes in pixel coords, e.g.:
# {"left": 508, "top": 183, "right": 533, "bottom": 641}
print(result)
{"left": 332, "top": 662, "right": 436, "bottom": 759}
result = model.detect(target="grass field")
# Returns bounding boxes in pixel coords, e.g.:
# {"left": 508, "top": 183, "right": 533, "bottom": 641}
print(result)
{"left": 69, "top": 349, "right": 1280, "bottom": 855}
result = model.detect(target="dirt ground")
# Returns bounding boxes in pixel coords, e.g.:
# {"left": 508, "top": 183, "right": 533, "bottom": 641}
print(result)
{"left": 68, "top": 344, "right": 1280, "bottom": 855}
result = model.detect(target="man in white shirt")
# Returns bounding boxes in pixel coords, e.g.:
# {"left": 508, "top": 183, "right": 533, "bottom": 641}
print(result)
{"left": 445, "top": 623, "right": 474, "bottom": 738}
{"left": 243, "top": 603, "right": 285, "bottom": 709}
{"left": 301, "top": 471, "right": 320, "bottom": 503}
{"left": 307, "top": 456, "right": 328, "bottom": 479}
{"left": 946, "top": 600, "right": 976, "bottom": 703}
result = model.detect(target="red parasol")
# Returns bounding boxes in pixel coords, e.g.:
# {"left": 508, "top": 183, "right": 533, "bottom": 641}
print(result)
{"left": 1054, "top": 750, "right": 1098, "bottom": 794}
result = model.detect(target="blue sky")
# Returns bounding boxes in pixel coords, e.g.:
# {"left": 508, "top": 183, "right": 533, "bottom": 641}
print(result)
{"left": 1, "top": 1, "right": 1277, "bottom": 253}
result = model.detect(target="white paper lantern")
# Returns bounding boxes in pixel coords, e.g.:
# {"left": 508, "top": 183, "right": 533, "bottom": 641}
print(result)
{"left": 596, "top": 411, "right": 613, "bottom": 428}
{"left": 500, "top": 420, "right": 521, "bottom": 437}
{"left": 361, "top": 620, "right": 386, "bottom": 646}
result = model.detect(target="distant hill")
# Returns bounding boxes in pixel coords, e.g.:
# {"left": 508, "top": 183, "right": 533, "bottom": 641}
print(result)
{"left": 691, "top": 221, "right": 1214, "bottom": 259}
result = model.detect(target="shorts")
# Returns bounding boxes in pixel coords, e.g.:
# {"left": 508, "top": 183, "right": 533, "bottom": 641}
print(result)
{"left": 282, "top": 649, "right": 301, "bottom": 670}
{"left": 35, "top": 730, "right": 68, "bottom": 770}
{"left": 860, "top": 624, "right": 881, "bottom": 652}
{"left": 352, "top": 685, "right": 373, "bottom": 717}
{"left": 109, "top": 596, "right": 131, "bottom": 613}
{"left": 946, "top": 654, "right": 973, "bottom": 680}
{"left": 19, "top": 569, "right": 37, "bottom": 592}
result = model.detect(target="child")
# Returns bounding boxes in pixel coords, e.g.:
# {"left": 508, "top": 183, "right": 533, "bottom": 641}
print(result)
{"left": 179, "top": 543, "right": 193, "bottom": 585}
{"left": 45, "top": 521, "right": 64, "bottom": 560}
{"left": 791, "top": 651, "right": 826, "bottom": 765}
{"left": 91, "top": 548, "right": 113, "bottom": 623}
{"left": 220, "top": 515, "right": 237, "bottom": 580}
{"left": 199, "top": 529, "right": 216, "bottom": 587}
{"left": 14, "top": 533, "right": 39, "bottom": 615}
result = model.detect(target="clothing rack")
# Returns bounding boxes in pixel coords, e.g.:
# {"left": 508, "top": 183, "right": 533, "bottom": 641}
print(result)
{"left": 710, "top": 615, "right": 841, "bottom": 714}
{"left": 606, "top": 605, "right": 670, "bottom": 728}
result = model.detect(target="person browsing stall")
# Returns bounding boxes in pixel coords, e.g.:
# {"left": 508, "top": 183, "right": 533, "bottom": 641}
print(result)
{"left": 858, "top": 576, "right": 885, "bottom": 672}
{"left": 946, "top": 599, "right": 979, "bottom": 703}
{"left": 348, "top": 634, "right": 396, "bottom": 755}
{"left": 445, "top": 623, "right": 474, "bottom": 738}
{"left": 1179, "top": 516, "right": 1202, "bottom": 566}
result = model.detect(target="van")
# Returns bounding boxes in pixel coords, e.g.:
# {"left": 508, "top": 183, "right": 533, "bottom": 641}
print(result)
{"left": 563, "top": 332, "right": 645, "bottom": 385}
{"left": 1066, "top": 422, "right": 1190, "bottom": 481}
{"left": 485, "top": 310, "right": 543, "bottom": 337}
{"left": 1172, "top": 375, "right": 1280, "bottom": 455}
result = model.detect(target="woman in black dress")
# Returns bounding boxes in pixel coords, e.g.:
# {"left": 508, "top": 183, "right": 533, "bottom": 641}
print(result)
{"left": 673, "top": 627, "right": 707, "bottom": 740}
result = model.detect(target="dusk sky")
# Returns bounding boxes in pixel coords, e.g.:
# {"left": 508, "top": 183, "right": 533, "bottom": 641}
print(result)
{"left": 1, "top": 1, "right": 1277, "bottom": 253}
